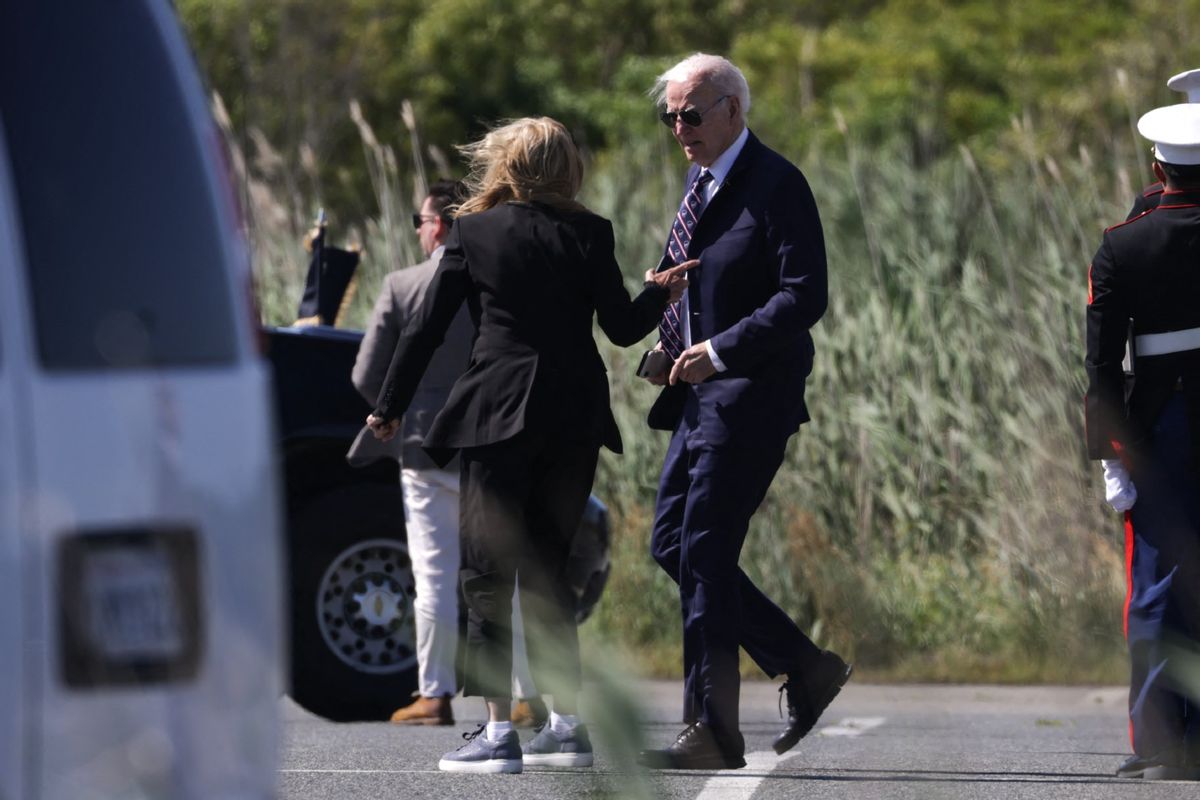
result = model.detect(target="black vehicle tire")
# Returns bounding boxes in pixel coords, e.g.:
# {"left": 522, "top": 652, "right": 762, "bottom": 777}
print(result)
{"left": 287, "top": 481, "right": 418, "bottom": 721}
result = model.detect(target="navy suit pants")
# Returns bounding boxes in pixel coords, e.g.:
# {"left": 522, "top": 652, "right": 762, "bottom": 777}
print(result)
{"left": 650, "top": 390, "right": 820, "bottom": 745}
{"left": 1125, "top": 392, "right": 1200, "bottom": 759}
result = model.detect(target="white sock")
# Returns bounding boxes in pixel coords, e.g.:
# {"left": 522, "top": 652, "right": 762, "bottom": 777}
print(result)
{"left": 486, "top": 721, "right": 513, "bottom": 741}
{"left": 550, "top": 711, "right": 579, "bottom": 735}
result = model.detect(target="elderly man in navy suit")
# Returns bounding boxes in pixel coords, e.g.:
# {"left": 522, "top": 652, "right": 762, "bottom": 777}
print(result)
{"left": 637, "top": 53, "right": 852, "bottom": 770}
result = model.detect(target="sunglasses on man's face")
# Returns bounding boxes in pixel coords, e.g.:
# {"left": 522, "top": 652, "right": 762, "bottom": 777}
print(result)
{"left": 660, "top": 95, "right": 730, "bottom": 128}
{"left": 412, "top": 213, "right": 437, "bottom": 230}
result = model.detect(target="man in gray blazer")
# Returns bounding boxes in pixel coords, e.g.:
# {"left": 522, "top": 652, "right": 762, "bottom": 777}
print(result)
{"left": 348, "top": 180, "right": 475, "bottom": 724}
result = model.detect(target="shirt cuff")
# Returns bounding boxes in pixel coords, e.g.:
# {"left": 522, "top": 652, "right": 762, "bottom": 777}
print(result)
{"left": 704, "top": 339, "right": 727, "bottom": 373}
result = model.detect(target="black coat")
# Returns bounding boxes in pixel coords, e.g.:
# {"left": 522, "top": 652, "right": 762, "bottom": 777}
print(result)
{"left": 374, "top": 201, "right": 668, "bottom": 466}
{"left": 1086, "top": 188, "right": 1200, "bottom": 463}
{"left": 1127, "top": 181, "right": 1165, "bottom": 220}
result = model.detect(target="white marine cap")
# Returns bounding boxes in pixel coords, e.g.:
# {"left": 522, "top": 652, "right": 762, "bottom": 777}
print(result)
{"left": 1167, "top": 68, "right": 1200, "bottom": 102}
{"left": 1139, "top": 103, "right": 1200, "bottom": 165}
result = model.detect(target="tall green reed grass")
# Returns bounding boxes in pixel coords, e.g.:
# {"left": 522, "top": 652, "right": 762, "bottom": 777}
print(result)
{"left": 215, "top": 93, "right": 424, "bottom": 328}
{"left": 585, "top": 120, "right": 1130, "bottom": 683}
{"left": 230, "top": 96, "right": 1133, "bottom": 683}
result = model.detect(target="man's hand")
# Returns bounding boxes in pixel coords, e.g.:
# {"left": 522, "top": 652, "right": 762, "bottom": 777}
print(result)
{"left": 1101, "top": 458, "right": 1137, "bottom": 512}
{"left": 669, "top": 342, "right": 716, "bottom": 385}
{"left": 366, "top": 413, "right": 401, "bottom": 442}
{"left": 639, "top": 344, "right": 670, "bottom": 385}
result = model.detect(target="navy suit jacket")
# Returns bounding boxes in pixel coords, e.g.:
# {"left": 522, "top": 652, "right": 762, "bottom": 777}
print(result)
{"left": 648, "top": 131, "right": 828, "bottom": 445}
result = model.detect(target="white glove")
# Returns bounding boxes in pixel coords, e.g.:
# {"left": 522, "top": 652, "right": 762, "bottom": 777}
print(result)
{"left": 1102, "top": 458, "right": 1137, "bottom": 512}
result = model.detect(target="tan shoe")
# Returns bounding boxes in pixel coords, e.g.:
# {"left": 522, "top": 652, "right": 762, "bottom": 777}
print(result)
{"left": 390, "top": 695, "right": 454, "bottom": 726}
{"left": 510, "top": 697, "right": 548, "bottom": 729}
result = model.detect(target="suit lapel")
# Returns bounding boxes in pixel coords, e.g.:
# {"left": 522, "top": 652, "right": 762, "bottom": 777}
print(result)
{"left": 683, "top": 133, "right": 763, "bottom": 321}
{"left": 692, "top": 131, "right": 761, "bottom": 235}
{"left": 668, "top": 131, "right": 763, "bottom": 259}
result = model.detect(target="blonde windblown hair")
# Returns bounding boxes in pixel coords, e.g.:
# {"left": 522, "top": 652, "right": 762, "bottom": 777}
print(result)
{"left": 455, "top": 117, "right": 588, "bottom": 216}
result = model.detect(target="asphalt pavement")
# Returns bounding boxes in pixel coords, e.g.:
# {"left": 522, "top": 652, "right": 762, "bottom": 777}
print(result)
{"left": 278, "top": 680, "right": 1199, "bottom": 799}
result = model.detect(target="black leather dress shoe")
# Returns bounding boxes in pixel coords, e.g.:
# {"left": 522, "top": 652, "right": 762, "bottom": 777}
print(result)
{"left": 773, "top": 650, "right": 853, "bottom": 755}
{"left": 638, "top": 722, "right": 746, "bottom": 770}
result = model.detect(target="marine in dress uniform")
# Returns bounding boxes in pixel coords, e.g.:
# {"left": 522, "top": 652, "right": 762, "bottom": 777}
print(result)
{"left": 1087, "top": 101, "right": 1200, "bottom": 781}
{"left": 1127, "top": 69, "right": 1200, "bottom": 220}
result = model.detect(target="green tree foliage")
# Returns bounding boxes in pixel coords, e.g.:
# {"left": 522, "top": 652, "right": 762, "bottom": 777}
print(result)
{"left": 179, "top": 0, "right": 1200, "bottom": 224}
{"left": 735, "top": 0, "right": 1170, "bottom": 165}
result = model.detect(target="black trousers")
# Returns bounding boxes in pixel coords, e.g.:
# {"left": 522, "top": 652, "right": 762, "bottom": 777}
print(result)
{"left": 457, "top": 429, "right": 598, "bottom": 700}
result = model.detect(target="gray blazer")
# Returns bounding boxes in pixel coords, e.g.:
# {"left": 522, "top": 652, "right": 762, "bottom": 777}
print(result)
{"left": 346, "top": 251, "right": 474, "bottom": 470}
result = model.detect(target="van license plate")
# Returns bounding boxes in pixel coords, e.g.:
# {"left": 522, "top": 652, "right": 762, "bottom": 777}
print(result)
{"left": 83, "top": 547, "right": 183, "bottom": 659}
{"left": 58, "top": 528, "right": 202, "bottom": 687}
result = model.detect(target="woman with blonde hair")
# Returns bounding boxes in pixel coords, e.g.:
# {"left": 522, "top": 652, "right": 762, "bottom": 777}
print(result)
{"left": 367, "top": 117, "right": 694, "bottom": 773}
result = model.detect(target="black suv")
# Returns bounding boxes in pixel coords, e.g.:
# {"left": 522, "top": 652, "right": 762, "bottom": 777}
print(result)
{"left": 267, "top": 322, "right": 611, "bottom": 722}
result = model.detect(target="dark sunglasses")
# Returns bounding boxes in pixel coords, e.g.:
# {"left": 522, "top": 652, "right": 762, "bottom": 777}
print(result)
{"left": 411, "top": 213, "right": 438, "bottom": 229}
{"left": 660, "top": 95, "right": 730, "bottom": 128}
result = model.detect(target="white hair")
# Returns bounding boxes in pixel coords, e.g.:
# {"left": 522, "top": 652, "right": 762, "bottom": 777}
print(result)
{"left": 651, "top": 53, "right": 751, "bottom": 117}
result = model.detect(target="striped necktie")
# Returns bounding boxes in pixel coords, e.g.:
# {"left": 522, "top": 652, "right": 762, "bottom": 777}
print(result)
{"left": 658, "top": 170, "right": 713, "bottom": 360}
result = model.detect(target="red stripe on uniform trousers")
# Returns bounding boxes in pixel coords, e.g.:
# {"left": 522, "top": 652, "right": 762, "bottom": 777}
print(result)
{"left": 1124, "top": 509, "right": 1135, "bottom": 750}
{"left": 1123, "top": 509, "right": 1134, "bottom": 641}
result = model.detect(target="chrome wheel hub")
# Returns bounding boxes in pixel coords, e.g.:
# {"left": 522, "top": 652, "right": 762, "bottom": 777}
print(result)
{"left": 315, "top": 538, "right": 416, "bottom": 675}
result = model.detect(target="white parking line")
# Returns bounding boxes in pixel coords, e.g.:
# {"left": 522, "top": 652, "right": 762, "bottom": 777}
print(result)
{"left": 280, "top": 769, "right": 436, "bottom": 774}
{"left": 694, "top": 750, "right": 778, "bottom": 800}
{"left": 819, "top": 717, "right": 887, "bottom": 737}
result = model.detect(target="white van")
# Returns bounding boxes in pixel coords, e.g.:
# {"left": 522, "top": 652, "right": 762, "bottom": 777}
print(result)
{"left": 0, "top": 2, "right": 283, "bottom": 798}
